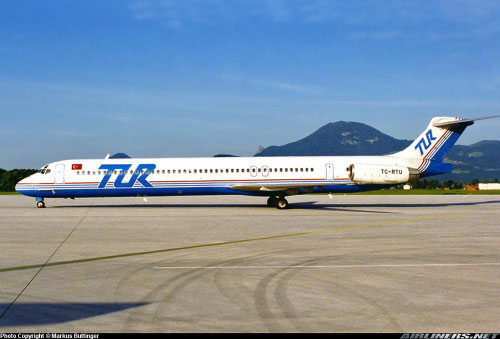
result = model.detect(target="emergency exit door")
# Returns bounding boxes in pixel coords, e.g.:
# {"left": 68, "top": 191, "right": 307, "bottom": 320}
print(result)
{"left": 326, "top": 163, "right": 334, "bottom": 180}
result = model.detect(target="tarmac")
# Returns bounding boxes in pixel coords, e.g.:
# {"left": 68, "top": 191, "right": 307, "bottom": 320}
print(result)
{"left": 0, "top": 194, "right": 498, "bottom": 332}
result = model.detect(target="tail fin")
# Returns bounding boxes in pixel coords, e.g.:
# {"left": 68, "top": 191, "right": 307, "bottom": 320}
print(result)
{"left": 393, "top": 117, "right": 474, "bottom": 176}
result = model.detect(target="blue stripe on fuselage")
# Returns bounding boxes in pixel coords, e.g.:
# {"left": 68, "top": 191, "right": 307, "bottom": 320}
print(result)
{"left": 16, "top": 182, "right": 380, "bottom": 198}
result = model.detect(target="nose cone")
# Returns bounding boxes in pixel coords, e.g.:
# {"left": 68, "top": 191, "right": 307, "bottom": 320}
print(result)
{"left": 15, "top": 176, "right": 31, "bottom": 195}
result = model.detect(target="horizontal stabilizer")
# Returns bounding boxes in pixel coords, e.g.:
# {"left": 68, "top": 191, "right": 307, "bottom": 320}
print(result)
{"left": 433, "top": 115, "right": 499, "bottom": 128}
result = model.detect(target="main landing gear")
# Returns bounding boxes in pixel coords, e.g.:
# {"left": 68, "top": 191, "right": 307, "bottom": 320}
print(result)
{"left": 36, "top": 198, "right": 45, "bottom": 208}
{"left": 267, "top": 196, "right": 289, "bottom": 209}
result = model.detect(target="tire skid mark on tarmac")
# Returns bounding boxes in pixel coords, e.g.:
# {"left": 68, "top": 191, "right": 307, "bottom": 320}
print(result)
{"left": 272, "top": 257, "right": 327, "bottom": 332}
{"left": 117, "top": 254, "right": 202, "bottom": 330}
{"left": 212, "top": 251, "right": 278, "bottom": 315}
{"left": 274, "top": 256, "right": 337, "bottom": 332}
{"left": 275, "top": 256, "right": 404, "bottom": 332}
{"left": 252, "top": 254, "right": 338, "bottom": 332}
{"left": 120, "top": 253, "right": 277, "bottom": 331}
{"left": 254, "top": 246, "right": 437, "bottom": 333}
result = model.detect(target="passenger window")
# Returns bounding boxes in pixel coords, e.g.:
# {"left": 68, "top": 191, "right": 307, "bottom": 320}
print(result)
{"left": 77, "top": 171, "right": 80, "bottom": 175}
{"left": 285, "top": 168, "right": 288, "bottom": 172}
{"left": 311, "top": 168, "right": 314, "bottom": 172}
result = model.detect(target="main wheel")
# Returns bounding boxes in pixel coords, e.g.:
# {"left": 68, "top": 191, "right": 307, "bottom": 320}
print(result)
{"left": 267, "top": 196, "right": 277, "bottom": 207}
{"left": 275, "top": 197, "right": 288, "bottom": 209}
{"left": 36, "top": 201, "right": 45, "bottom": 208}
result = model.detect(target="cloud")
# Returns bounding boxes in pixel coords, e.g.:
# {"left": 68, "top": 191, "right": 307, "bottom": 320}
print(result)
{"left": 222, "top": 74, "right": 320, "bottom": 94}
{"left": 127, "top": 0, "right": 341, "bottom": 28}
{"left": 127, "top": 0, "right": 500, "bottom": 41}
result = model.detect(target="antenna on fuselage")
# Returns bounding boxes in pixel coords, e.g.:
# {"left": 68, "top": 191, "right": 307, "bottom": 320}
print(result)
{"left": 104, "top": 153, "right": 110, "bottom": 159}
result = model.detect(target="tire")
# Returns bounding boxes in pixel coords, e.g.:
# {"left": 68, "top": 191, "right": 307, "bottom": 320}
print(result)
{"left": 267, "top": 196, "right": 277, "bottom": 207}
{"left": 37, "top": 201, "right": 45, "bottom": 208}
{"left": 275, "top": 197, "right": 288, "bottom": 209}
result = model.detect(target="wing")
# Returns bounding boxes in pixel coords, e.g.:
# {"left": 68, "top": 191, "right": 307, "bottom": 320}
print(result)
{"left": 230, "top": 182, "right": 324, "bottom": 196}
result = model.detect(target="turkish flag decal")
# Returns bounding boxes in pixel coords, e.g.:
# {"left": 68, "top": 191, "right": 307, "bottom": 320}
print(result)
{"left": 72, "top": 164, "right": 82, "bottom": 170}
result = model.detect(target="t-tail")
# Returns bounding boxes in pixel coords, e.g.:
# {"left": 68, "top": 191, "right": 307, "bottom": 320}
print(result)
{"left": 392, "top": 115, "right": 499, "bottom": 178}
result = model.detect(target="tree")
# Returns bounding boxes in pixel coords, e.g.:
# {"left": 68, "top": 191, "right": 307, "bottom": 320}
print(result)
{"left": 0, "top": 169, "right": 37, "bottom": 191}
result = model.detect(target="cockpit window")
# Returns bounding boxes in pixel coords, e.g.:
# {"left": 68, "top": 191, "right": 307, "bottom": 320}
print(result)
{"left": 38, "top": 165, "right": 49, "bottom": 174}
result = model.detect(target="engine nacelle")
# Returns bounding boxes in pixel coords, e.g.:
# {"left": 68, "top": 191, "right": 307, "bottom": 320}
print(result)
{"left": 348, "top": 164, "right": 418, "bottom": 184}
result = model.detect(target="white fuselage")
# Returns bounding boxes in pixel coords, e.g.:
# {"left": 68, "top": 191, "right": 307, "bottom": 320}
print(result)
{"left": 16, "top": 155, "right": 408, "bottom": 199}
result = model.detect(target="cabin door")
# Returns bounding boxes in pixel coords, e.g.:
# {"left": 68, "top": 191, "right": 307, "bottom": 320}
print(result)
{"left": 55, "top": 164, "right": 65, "bottom": 184}
{"left": 325, "top": 163, "right": 334, "bottom": 180}
{"left": 250, "top": 165, "right": 258, "bottom": 177}
{"left": 262, "top": 165, "right": 269, "bottom": 177}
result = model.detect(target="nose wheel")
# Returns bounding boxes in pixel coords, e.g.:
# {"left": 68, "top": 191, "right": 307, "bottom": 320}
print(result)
{"left": 36, "top": 200, "right": 45, "bottom": 208}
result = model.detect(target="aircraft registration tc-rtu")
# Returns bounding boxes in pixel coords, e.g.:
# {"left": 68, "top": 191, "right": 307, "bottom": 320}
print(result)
{"left": 16, "top": 115, "right": 498, "bottom": 209}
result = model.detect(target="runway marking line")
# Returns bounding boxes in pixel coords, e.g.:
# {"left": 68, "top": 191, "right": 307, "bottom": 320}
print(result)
{"left": 0, "top": 212, "right": 469, "bottom": 273}
{"left": 154, "top": 263, "right": 500, "bottom": 269}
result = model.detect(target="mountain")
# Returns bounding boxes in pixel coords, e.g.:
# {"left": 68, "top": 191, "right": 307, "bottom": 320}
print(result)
{"left": 256, "top": 121, "right": 412, "bottom": 157}
{"left": 254, "top": 121, "right": 499, "bottom": 182}
{"left": 440, "top": 140, "right": 500, "bottom": 182}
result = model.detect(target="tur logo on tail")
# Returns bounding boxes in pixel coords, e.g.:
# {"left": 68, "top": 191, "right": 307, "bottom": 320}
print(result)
{"left": 414, "top": 129, "right": 437, "bottom": 155}
{"left": 98, "top": 164, "right": 156, "bottom": 188}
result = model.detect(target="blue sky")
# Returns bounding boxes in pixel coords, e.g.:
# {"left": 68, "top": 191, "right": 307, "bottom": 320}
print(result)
{"left": 1, "top": 0, "right": 499, "bottom": 169}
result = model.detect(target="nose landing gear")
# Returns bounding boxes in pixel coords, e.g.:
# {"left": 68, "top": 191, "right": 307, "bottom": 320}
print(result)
{"left": 36, "top": 198, "right": 45, "bottom": 208}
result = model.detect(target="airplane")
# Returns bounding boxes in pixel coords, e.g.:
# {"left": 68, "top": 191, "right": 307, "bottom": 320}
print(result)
{"left": 15, "top": 115, "right": 498, "bottom": 209}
